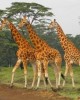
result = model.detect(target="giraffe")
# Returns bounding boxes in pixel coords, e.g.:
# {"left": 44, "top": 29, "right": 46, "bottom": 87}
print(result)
{"left": 48, "top": 19, "right": 80, "bottom": 87}
{"left": 0, "top": 17, "right": 46, "bottom": 88}
{"left": 18, "top": 16, "right": 65, "bottom": 89}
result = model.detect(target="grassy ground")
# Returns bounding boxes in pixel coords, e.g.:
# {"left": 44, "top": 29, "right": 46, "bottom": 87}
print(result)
{"left": 0, "top": 66, "right": 80, "bottom": 100}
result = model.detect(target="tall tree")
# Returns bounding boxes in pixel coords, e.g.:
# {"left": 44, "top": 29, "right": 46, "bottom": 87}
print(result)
{"left": 2, "top": 2, "right": 53, "bottom": 35}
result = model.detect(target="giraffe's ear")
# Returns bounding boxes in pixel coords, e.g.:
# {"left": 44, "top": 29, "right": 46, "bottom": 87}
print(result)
{"left": 54, "top": 19, "right": 56, "bottom": 22}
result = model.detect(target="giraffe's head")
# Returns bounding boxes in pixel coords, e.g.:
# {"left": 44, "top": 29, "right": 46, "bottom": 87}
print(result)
{"left": 48, "top": 19, "right": 57, "bottom": 29}
{"left": 0, "top": 17, "right": 9, "bottom": 30}
{"left": 18, "top": 16, "right": 28, "bottom": 28}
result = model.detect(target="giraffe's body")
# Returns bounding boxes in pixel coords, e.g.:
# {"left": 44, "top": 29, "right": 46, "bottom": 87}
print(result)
{"left": 49, "top": 19, "right": 80, "bottom": 87}
{"left": 19, "top": 16, "right": 64, "bottom": 88}
{"left": 1, "top": 18, "right": 46, "bottom": 88}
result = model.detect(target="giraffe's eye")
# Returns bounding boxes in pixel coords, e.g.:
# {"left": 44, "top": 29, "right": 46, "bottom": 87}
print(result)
{"left": 23, "top": 22, "right": 25, "bottom": 23}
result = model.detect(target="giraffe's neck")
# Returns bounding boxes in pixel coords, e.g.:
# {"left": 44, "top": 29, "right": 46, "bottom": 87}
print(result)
{"left": 8, "top": 22, "right": 29, "bottom": 48}
{"left": 56, "top": 23, "right": 69, "bottom": 51}
{"left": 56, "top": 23, "right": 80, "bottom": 53}
{"left": 25, "top": 22, "right": 48, "bottom": 49}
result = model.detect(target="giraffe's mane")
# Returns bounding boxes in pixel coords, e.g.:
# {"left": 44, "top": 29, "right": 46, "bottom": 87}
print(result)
{"left": 57, "top": 22, "right": 80, "bottom": 52}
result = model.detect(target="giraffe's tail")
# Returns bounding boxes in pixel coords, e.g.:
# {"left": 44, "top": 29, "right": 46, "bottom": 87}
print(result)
{"left": 61, "top": 73, "right": 65, "bottom": 80}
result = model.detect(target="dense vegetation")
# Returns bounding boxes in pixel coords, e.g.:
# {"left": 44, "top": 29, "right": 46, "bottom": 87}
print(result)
{"left": 0, "top": 2, "right": 80, "bottom": 67}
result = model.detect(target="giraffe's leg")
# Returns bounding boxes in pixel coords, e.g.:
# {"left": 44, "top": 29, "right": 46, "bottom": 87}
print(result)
{"left": 10, "top": 59, "right": 22, "bottom": 87}
{"left": 43, "top": 61, "right": 53, "bottom": 89}
{"left": 36, "top": 60, "right": 41, "bottom": 89}
{"left": 51, "top": 63, "right": 59, "bottom": 88}
{"left": 63, "top": 62, "right": 69, "bottom": 87}
{"left": 42, "top": 75, "right": 47, "bottom": 89}
{"left": 31, "top": 62, "right": 37, "bottom": 88}
{"left": 58, "top": 71, "right": 61, "bottom": 86}
{"left": 41, "top": 66, "right": 47, "bottom": 89}
{"left": 22, "top": 60, "right": 27, "bottom": 88}
{"left": 55, "top": 62, "right": 62, "bottom": 87}
{"left": 69, "top": 65, "right": 75, "bottom": 87}
{"left": 53, "top": 65, "right": 59, "bottom": 88}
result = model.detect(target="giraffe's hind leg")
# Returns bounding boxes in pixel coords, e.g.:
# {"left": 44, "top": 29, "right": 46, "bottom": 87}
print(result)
{"left": 63, "top": 62, "right": 75, "bottom": 87}
{"left": 62, "top": 62, "right": 70, "bottom": 87}
{"left": 10, "top": 58, "right": 22, "bottom": 87}
{"left": 69, "top": 65, "right": 75, "bottom": 87}
{"left": 43, "top": 61, "right": 53, "bottom": 89}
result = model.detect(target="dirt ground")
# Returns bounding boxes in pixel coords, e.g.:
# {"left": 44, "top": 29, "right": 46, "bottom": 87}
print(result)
{"left": 0, "top": 84, "right": 73, "bottom": 100}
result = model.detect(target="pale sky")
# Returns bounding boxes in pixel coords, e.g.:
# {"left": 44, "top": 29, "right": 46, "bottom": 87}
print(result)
{"left": 0, "top": 0, "right": 80, "bottom": 36}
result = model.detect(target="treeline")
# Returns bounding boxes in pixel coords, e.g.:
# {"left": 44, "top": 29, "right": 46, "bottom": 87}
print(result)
{"left": 0, "top": 2, "right": 80, "bottom": 67}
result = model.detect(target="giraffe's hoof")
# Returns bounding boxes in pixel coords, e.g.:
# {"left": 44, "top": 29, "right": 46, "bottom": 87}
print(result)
{"left": 57, "top": 87, "right": 62, "bottom": 90}
{"left": 57, "top": 85, "right": 62, "bottom": 90}
{"left": 28, "top": 86, "right": 35, "bottom": 90}
{"left": 35, "top": 87, "right": 39, "bottom": 91}
{"left": 62, "top": 84, "right": 65, "bottom": 88}
{"left": 24, "top": 85, "right": 27, "bottom": 89}
{"left": 10, "top": 84, "right": 14, "bottom": 88}
{"left": 58, "top": 85, "right": 60, "bottom": 88}
{"left": 72, "top": 86, "right": 75, "bottom": 89}
{"left": 51, "top": 87, "right": 57, "bottom": 92}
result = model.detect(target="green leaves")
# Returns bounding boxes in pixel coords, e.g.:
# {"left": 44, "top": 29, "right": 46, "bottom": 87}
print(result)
{"left": 0, "top": 2, "right": 53, "bottom": 24}
{"left": 0, "top": 10, "right": 5, "bottom": 18}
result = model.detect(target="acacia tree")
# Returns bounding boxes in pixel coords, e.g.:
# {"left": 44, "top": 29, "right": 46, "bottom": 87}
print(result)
{"left": 5, "top": 2, "right": 53, "bottom": 22}
{"left": 2, "top": 2, "right": 53, "bottom": 35}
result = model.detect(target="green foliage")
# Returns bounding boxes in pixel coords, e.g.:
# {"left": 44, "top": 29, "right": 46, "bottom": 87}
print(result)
{"left": 3, "top": 2, "right": 53, "bottom": 24}
{"left": 0, "top": 30, "right": 17, "bottom": 66}
{"left": 0, "top": 9, "right": 5, "bottom": 18}
{"left": 74, "top": 35, "right": 80, "bottom": 49}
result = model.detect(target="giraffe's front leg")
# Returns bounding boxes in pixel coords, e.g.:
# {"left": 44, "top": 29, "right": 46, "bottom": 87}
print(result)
{"left": 42, "top": 70, "right": 47, "bottom": 89}
{"left": 55, "top": 62, "right": 62, "bottom": 88}
{"left": 54, "top": 67, "right": 59, "bottom": 89}
{"left": 69, "top": 65, "right": 75, "bottom": 88}
{"left": 36, "top": 60, "right": 41, "bottom": 89}
{"left": 23, "top": 60, "right": 27, "bottom": 88}
{"left": 31, "top": 62, "right": 37, "bottom": 88}
{"left": 10, "top": 59, "right": 22, "bottom": 87}
{"left": 51, "top": 63, "right": 59, "bottom": 89}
